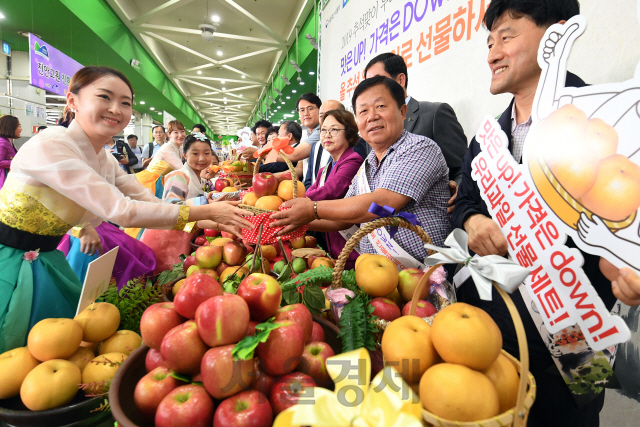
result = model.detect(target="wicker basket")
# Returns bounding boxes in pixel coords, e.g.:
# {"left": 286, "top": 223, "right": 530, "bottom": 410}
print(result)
{"left": 330, "top": 217, "right": 536, "bottom": 427}
{"left": 239, "top": 150, "right": 307, "bottom": 244}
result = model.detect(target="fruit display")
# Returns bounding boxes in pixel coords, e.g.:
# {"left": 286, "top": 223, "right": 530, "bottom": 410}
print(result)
{"left": 0, "top": 303, "right": 140, "bottom": 414}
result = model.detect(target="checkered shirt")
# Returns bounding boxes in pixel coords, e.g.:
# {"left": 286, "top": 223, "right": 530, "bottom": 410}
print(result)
{"left": 345, "top": 130, "right": 451, "bottom": 260}
{"left": 510, "top": 102, "right": 532, "bottom": 162}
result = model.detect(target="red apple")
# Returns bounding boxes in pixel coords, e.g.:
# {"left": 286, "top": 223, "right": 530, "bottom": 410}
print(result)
{"left": 183, "top": 255, "right": 198, "bottom": 273}
{"left": 246, "top": 320, "right": 260, "bottom": 337}
{"left": 237, "top": 274, "right": 283, "bottom": 322}
{"left": 134, "top": 367, "right": 181, "bottom": 420}
{"left": 304, "top": 236, "right": 318, "bottom": 248}
{"left": 310, "top": 322, "right": 325, "bottom": 342}
{"left": 174, "top": 274, "right": 223, "bottom": 319}
{"left": 198, "top": 268, "right": 219, "bottom": 281}
{"left": 401, "top": 299, "right": 437, "bottom": 317}
{"left": 397, "top": 268, "right": 429, "bottom": 302}
{"left": 275, "top": 304, "right": 312, "bottom": 344}
{"left": 201, "top": 344, "right": 254, "bottom": 400}
{"left": 215, "top": 179, "right": 230, "bottom": 192}
{"left": 250, "top": 364, "right": 275, "bottom": 396}
{"left": 290, "top": 235, "right": 306, "bottom": 249}
{"left": 223, "top": 241, "right": 248, "bottom": 266}
{"left": 221, "top": 231, "right": 238, "bottom": 240}
{"left": 256, "top": 320, "right": 305, "bottom": 376}
{"left": 160, "top": 320, "right": 208, "bottom": 375}
{"left": 307, "top": 255, "right": 320, "bottom": 269}
{"left": 370, "top": 297, "right": 401, "bottom": 321}
{"left": 213, "top": 390, "right": 273, "bottom": 427}
{"left": 253, "top": 172, "right": 279, "bottom": 198}
{"left": 277, "top": 172, "right": 292, "bottom": 182}
{"left": 146, "top": 348, "right": 168, "bottom": 372}
{"left": 269, "top": 372, "right": 316, "bottom": 415}
{"left": 195, "top": 245, "right": 222, "bottom": 269}
{"left": 216, "top": 261, "right": 231, "bottom": 276}
{"left": 296, "top": 342, "right": 335, "bottom": 388}
{"left": 194, "top": 235, "right": 207, "bottom": 246}
{"left": 155, "top": 384, "right": 214, "bottom": 427}
{"left": 204, "top": 228, "right": 221, "bottom": 237}
{"left": 202, "top": 241, "right": 210, "bottom": 246}
{"left": 196, "top": 294, "right": 250, "bottom": 347}
{"left": 140, "top": 303, "right": 186, "bottom": 350}
{"left": 270, "top": 243, "right": 281, "bottom": 256}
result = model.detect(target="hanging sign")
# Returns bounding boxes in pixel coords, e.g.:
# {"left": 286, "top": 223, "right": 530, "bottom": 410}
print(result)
{"left": 28, "top": 34, "right": 83, "bottom": 96}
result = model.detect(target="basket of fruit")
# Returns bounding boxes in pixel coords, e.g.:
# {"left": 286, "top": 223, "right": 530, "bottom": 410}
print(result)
{"left": 239, "top": 139, "right": 308, "bottom": 244}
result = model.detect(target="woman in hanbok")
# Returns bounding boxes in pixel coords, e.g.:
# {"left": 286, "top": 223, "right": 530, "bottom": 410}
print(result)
{"left": 0, "top": 66, "right": 252, "bottom": 352}
{"left": 135, "top": 120, "right": 186, "bottom": 198}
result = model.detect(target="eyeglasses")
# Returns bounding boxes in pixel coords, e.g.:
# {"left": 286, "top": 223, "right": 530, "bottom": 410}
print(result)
{"left": 297, "top": 106, "right": 317, "bottom": 114}
{"left": 320, "top": 128, "right": 346, "bottom": 136}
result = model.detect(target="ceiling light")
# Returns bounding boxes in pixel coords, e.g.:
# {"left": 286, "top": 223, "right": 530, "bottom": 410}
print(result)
{"left": 292, "top": 90, "right": 297, "bottom": 93}
{"left": 221, "top": 80, "right": 225, "bottom": 84}
{"left": 281, "top": 102, "right": 285, "bottom": 104}
{"left": 222, "top": 87, "right": 226, "bottom": 91}
{"left": 290, "top": 61, "right": 302, "bottom": 73}
{"left": 199, "top": 23, "right": 217, "bottom": 42}
{"left": 150, "top": 107, "right": 155, "bottom": 111}
{"left": 281, "top": 75, "right": 291, "bottom": 85}
{"left": 211, "top": 14, "right": 220, "bottom": 22}
{"left": 241, "top": 75, "right": 245, "bottom": 79}
{"left": 309, "top": 71, "right": 315, "bottom": 75}
{"left": 286, "top": 96, "right": 290, "bottom": 99}
{"left": 217, "top": 50, "right": 223, "bottom": 56}
{"left": 277, "top": 106, "right": 281, "bottom": 109}
{"left": 158, "top": 112, "right": 162, "bottom": 115}
{"left": 239, "top": 94, "right": 243, "bottom": 97}
{"left": 224, "top": 102, "right": 227, "bottom": 104}
{"left": 223, "top": 97, "right": 227, "bottom": 100}
{"left": 0, "top": 12, "right": 5, "bottom": 19}
{"left": 139, "top": 101, "right": 145, "bottom": 104}
{"left": 197, "top": 70, "right": 203, "bottom": 75}
{"left": 299, "top": 81, "right": 305, "bottom": 85}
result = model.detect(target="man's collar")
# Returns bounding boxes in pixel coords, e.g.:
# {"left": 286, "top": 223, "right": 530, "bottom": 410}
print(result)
{"left": 365, "top": 129, "right": 408, "bottom": 166}
{"left": 405, "top": 95, "right": 412, "bottom": 104}
{"left": 510, "top": 102, "right": 532, "bottom": 126}
{"left": 306, "top": 123, "right": 320, "bottom": 135}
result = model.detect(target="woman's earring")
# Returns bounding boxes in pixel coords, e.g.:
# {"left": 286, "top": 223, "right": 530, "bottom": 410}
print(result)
{"left": 71, "top": 108, "right": 76, "bottom": 113}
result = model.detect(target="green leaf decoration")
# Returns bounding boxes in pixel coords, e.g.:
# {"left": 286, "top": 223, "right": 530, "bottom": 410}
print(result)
{"left": 99, "top": 276, "right": 164, "bottom": 334}
{"left": 277, "top": 264, "right": 292, "bottom": 283}
{"left": 156, "top": 262, "right": 184, "bottom": 288}
{"left": 303, "top": 285, "right": 326, "bottom": 312}
{"left": 232, "top": 318, "right": 280, "bottom": 360}
{"left": 170, "top": 372, "right": 192, "bottom": 383}
{"left": 280, "top": 265, "right": 334, "bottom": 293}
{"left": 205, "top": 235, "right": 221, "bottom": 243}
{"left": 222, "top": 274, "right": 244, "bottom": 294}
{"left": 341, "top": 269, "right": 359, "bottom": 293}
{"left": 282, "top": 288, "right": 301, "bottom": 305}
{"left": 337, "top": 295, "right": 364, "bottom": 352}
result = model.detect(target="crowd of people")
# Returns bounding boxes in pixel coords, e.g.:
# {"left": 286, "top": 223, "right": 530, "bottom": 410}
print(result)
{"left": 1, "top": 1, "right": 640, "bottom": 426}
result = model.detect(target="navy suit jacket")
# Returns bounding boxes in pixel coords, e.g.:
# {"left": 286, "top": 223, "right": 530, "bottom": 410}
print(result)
{"left": 451, "top": 72, "right": 616, "bottom": 373}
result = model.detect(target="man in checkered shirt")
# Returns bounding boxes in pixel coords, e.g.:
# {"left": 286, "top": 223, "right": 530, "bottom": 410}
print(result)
{"left": 270, "top": 76, "right": 451, "bottom": 262}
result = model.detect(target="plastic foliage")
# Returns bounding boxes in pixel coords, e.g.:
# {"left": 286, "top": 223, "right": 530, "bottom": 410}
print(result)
{"left": 337, "top": 290, "right": 378, "bottom": 353}
{"left": 156, "top": 261, "right": 185, "bottom": 288}
{"left": 280, "top": 265, "right": 333, "bottom": 314}
{"left": 232, "top": 318, "right": 281, "bottom": 361}
{"left": 100, "top": 276, "right": 164, "bottom": 334}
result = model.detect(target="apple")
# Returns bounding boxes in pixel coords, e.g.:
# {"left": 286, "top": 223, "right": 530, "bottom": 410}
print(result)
{"left": 183, "top": 255, "right": 198, "bottom": 272}
{"left": 196, "top": 294, "right": 250, "bottom": 347}
{"left": 304, "top": 235, "right": 318, "bottom": 248}
{"left": 194, "top": 235, "right": 207, "bottom": 246}
{"left": 237, "top": 274, "right": 283, "bottom": 322}
{"left": 174, "top": 274, "right": 223, "bottom": 319}
{"left": 296, "top": 342, "right": 335, "bottom": 388}
{"left": 202, "top": 241, "right": 210, "bottom": 246}
{"left": 146, "top": 348, "right": 168, "bottom": 372}
{"left": 275, "top": 304, "right": 312, "bottom": 344}
{"left": 140, "top": 303, "right": 186, "bottom": 350}
{"left": 221, "top": 231, "right": 238, "bottom": 241}
{"left": 256, "top": 320, "right": 305, "bottom": 376}
{"left": 215, "top": 178, "right": 230, "bottom": 192}
{"left": 270, "top": 243, "right": 282, "bottom": 256}
{"left": 277, "top": 172, "right": 292, "bottom": 182}
{"left": 370, "top": 297, "right": 401, "bottom": 321}
{"left": 216, "top": 261, "right": 231, "bottom": 276}
{"left": 269, "top": 372, "right": 316, "bottom": 415}
{"left": 245, "top": 244, "right": 255, "bottom": 254}
{"left": 397, "top": 268, "right": 430, "bottom": 302}
{"left": 311, "top": 322, "right": 325, "bottom": 342}
{"left": 198, "top": 268, "right": 219, "bottom": 281}
{"left": 201, "top": 344, "right": 255, "bottom": 399}
{"left": 160, "top": 321, "right": 208, "bottom": 375}
{"left": 250, "top": 364, "right": 275, "bottom": 396}
{"left": 155, "top": 384, "right": 214, "bottom": 427}
{"left": 290, "top": 235, "right": 306, "bottom": 249}
{"left": 213, "top": 390, "right": 273, "bottom": 427}
{"left": 134, "top": 367, "right": 181, "bottom": 420}
{"left": 261, "top": 245, "right": 277, "bottom": 261}
{"left": 223, "top": 241, "right": 248, "bottom": 266}
{"left": 196, "top": 245, "right": 222, "bottom": 269}
{"left": 204, "top": 228, "right": 221, "bottom": 237}
{"left": 307, "top": 255, "right": 320, "bottom": 269}
{"left": 186, "top": 265, "right": 202, "bottom": 277}
{"left": 402, "top": 300, "right": 437, "bottom": 318}
{"left": 246, "top": 320, "right": 260, "bottom": 337}
{"left": 253, "top": 172, "right": 279, "bottom": 198}
{"left": 311, "top": 257, "right": 334, "bottom": 269}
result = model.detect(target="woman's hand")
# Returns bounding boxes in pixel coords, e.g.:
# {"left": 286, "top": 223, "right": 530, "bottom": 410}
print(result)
{"left": 218, "top": 224, "right": 244, "bottom": 240}
{"left": 79, "top": 227, "right": 103, "bottom": 256}
{"left": 600, "top": 258, "right": 640, "bottom": 306}
{"left": 206, "top": 201, "right": 254, "bottom": 230}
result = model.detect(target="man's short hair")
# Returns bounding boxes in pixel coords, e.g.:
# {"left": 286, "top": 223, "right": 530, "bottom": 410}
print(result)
{"left": 37, "top": 125, "right": 47, "bottom": 132}
{"left": 127, "top": 134, "right": 137, "bottom": 140}
{"left": 280, "top": 121, "right": 302, "bottom": 143}
{"left": 352, "top": 76, "right": 405, "bottom": 112}
{"left": 363, "top": 53, "right": 409, "bottom": 89}
{"left": 252, "top": 120, "right": 272, "bottom": 132}
{"left": 484, "top": 0, "right": 580, "bottom": 30}
{"left": 152, "top": 125, "right": 165, "bottom": 133}
{"left": 192, "top": 124, "right": 206, "bottom": 133}
{"left": 295, "top": 92, "right": 322, "bottom": 110}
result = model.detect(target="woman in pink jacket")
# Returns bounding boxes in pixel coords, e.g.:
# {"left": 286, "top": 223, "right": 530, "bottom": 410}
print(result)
{"left": 0, "top": 115, "right": 22, "bottom": 190}
{"left": 306, "top": 109, "right": 364, "bottom": 269}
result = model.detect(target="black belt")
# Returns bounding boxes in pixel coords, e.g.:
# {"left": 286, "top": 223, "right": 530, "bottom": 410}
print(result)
{"left": 0, "top": 221, "right": 65, "bottom": 252}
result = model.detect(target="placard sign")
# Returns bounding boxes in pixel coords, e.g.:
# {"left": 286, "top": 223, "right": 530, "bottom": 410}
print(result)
{"left": 28, "top": 34, "right": 83, "bottom": 96}
{"left": 75, "top": 247, "right": 119, "bottom": 316}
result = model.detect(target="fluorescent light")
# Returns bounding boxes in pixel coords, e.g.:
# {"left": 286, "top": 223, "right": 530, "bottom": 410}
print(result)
{"left": 197, "top": 70, "right": 202, "bottom": 75}
{"left": 0, "top": 12, "right": 5, "bottom": 19}
{"left": 139, "top": 101, "right": 145, "bottom": 104}
{"left": 286, "top": 96, "right": 290, "bottom": 99}
{"left": 299, "top": 81, "right": 305, "bottom": 85}
{"left": 217, "top": 50, "right": 223, "bottom": 56}
{"left": 292, "top": 90, "right": 297, "bottom": 93}
{"left": 239, "top": 94, "right": 243, "bottom": 97}
{"left": 150, "top": 107, "right": 155, "bottom": 110}
{"left": 241, "top": 75, "right": 245, "bottom": 79}
{"left": 309, "top": 71, "right": 315, "bottom": 75}
{"left": 158, "top": 112, "right": 162, "bottom": 115}
{"left": 211, "top": 14, "right": 220, "bottom": 22}
{"left": 221, "top": 80, "right": 225, "bottom": 84}
{"left": 222, "top": 87, "right": 226, "bottom": 91}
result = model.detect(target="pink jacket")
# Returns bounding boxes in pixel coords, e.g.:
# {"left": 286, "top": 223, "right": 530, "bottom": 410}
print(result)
{"left": 0, "top": 137, "right": 17, "bottom": 190}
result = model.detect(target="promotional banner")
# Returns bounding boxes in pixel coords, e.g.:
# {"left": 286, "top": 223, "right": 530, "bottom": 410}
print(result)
{"left": 28, "top": 34, "right": 83, "bottom": 97}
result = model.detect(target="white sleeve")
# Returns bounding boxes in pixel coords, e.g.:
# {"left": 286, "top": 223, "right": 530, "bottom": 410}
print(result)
{"left": 14, "top": 140, "right": 181, "bottom": 229}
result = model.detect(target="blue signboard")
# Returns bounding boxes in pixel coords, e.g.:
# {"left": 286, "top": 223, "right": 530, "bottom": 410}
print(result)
{"left": 1, "top": 41, "right": 10, "bottom": 56}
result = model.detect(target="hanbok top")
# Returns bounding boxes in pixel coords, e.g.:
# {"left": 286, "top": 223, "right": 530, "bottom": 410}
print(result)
{"left": 145, "top": 140, "right": 184, "bottom": 177}
{"left": 163, "top": 163, "right": 205, "bottom": 202}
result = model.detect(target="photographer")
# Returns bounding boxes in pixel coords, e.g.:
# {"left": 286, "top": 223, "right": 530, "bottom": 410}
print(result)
{"left": 105, "top": 138, "right": 139, "bottom": 174}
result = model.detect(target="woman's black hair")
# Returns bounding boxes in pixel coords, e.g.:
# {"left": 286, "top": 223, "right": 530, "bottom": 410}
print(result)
{"left": 183, "top": 134, "right": 212, "bottom": 153}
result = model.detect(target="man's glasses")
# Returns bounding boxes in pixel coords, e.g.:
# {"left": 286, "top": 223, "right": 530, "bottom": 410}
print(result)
{"left": 320, "top": 128, "right": 345, "bottom": 136}
{"left": 298, "top": 106, "right": 317, "bottom": 114}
